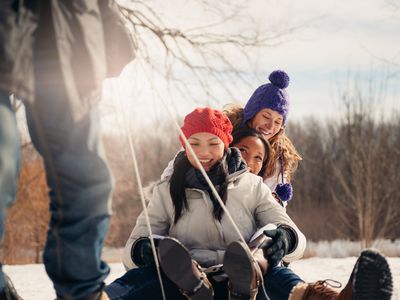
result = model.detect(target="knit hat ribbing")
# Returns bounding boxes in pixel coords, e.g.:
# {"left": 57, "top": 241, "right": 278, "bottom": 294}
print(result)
{"left": 180, "top": 107, "right": 233, "bottom": 149}
{"left": 243, "top": 70, "right": 290, "bottom": 126}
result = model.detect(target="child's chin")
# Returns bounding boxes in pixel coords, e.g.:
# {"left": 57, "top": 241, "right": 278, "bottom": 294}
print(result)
{"left": 201, "top": 166, "right": 211, "bottom": 171}
{"left": 197, "top": 163, "right": 214, "bottom": 171}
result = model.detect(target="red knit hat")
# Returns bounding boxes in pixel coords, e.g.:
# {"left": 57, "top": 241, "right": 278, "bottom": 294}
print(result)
{"left": 180, "top": 107, "right": 233, "bottom": 149}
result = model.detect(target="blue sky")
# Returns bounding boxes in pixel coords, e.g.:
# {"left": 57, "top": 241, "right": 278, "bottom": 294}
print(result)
{"left": 103, "top": 0, "right": 400, "bottom": 130}
{"left": 252, "top": 0, "right": 400, "bottom": 121}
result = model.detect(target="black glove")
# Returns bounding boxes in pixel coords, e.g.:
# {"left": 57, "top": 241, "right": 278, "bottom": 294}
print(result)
{"left": 131, "top": 237, "right": 160, "bottom": 267}
{"left": 261, "top": 226, "right": 296, "bottom": 267}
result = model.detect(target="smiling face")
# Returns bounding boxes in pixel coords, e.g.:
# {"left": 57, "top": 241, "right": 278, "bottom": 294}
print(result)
{"left": 186, "top": 132, "right": 225, "bottom": 171}
{"left": 248, "top": 108, "right": 283, "bottom": 140}
{"left": 233, "top": 136, "right": 266, "bottom": 175}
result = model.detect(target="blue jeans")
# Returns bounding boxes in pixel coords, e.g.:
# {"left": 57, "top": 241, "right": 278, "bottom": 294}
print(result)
{"left": 105, "top": 265, "right": 303, "bottom": 300}
{"left": 0, "top": 88, "right": 113, "bottom": 298}
{"left": 105, "top": 266, "right": 187, "bottom": 300}
{"left": 261, "top": 266, "right": 304, "bottom": 300}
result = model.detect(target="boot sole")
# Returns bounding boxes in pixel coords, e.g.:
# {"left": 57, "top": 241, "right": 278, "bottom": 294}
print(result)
{"left": 352, "top": 249, "right": 393, "bottom": 300}
{"left": 158, "top": 237, "right": 213, "bottom": 300}
{"left": 223, "top": 241, "right": 255, "bottom": 300}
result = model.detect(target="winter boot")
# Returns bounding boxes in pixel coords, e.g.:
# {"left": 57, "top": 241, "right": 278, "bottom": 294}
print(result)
{"left": 158, "top": 237, "right": 214, "bottom": 300}
{"left": 351, "top": 248, "right": 392, "bottom": 299}
{"left": 288, "top": 279, "right": 348, "bottom": 300}
{"left": 288, "top": 248, "right": 393, "bottom": 300}
{"left": 0, "top": 273, "right": 23, "bottom": 300}
{"left": 223, "top": 241, "right": 263, "bottom": 300}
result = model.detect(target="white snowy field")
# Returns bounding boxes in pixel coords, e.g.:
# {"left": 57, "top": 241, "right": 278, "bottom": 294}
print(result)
{"left": 4, "top": 257, "right": 399, "bottom": 300}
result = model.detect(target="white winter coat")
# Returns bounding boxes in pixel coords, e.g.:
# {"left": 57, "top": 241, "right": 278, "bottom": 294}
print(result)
{"left": 122, "top": 169, "right": 306, "bottom": 270}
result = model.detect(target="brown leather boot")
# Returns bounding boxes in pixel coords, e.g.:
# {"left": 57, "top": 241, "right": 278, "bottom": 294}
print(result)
{"left": 351, "top": 249, "right": 392, "bottom": 300}
{"left": 288, "top": 280, "right": 348, "bottom": 300}
{"left": 158, "top": 237, "right": 214, "bottom": 300}
{"left": 288, "top": 248, "right": 393, "bottom": 300}
{"left": 224, "top": 241, "right": 263, "bottom": 300}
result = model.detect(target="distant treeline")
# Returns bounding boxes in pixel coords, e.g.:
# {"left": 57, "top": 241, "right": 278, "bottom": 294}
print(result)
{"left": 288, "top": 110, "right": 400, "bottom": 246}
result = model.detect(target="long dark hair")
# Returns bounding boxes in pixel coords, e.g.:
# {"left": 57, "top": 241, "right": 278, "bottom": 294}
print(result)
{"left": 231, "top": 126, "right": 271, "bottom": 177}
{"left": 169, "top": 153, "right": 229, "bottom": 224}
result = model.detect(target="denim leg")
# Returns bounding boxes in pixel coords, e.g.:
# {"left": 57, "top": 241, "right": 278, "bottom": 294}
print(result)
{"left": 105, "top": 267, "right": 187, "bottom": 300}
{"left": 25, "top": 86, "right": 113, "bottom": 298}
{"left": 257, "top": 266, "right": 304, "bottom": 300}
{"left": 0, "top": 91, "right": 20, "bottom": 292}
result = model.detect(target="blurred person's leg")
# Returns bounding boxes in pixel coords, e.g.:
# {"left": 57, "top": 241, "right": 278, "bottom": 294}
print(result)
{"left": 22, "top": 0, "right": 114, "bottom": 298}
{"left": 26, "top": 14, "right": 113, "bottom": 297}
{"left": 25, "top": 87, "right": 113, "bottom": 299}
{"left": 0, "top": 91, "right": 21, "bottom": 294}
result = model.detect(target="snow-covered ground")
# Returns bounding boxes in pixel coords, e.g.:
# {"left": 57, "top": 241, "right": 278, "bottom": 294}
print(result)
{"left": 4, "top": 257, "right": 399, "bottom": 299}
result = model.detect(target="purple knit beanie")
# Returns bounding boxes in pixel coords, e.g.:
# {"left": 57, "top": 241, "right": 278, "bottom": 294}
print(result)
{"left": 243, "top": 70, "right": 290, "bottom": 126}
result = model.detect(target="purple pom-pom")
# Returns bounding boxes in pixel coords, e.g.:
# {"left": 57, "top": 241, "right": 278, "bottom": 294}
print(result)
{"left": 269, "top": 70, "right": 290, "bottom": 89}
{"left": 275, "top": 183, "right": 293, "bottom": 202}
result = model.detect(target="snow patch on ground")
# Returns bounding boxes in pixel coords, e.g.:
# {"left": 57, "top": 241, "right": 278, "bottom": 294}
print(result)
{"left": 305, "top": 239, "right": 400, "bottom": 257}
{"left": 4, "top": 257, "right": 399, "bottom": 299}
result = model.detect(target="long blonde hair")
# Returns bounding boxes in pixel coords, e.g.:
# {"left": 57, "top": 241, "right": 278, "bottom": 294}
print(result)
{"left": 223, "top": 103, "right": 302, "bottom": 181}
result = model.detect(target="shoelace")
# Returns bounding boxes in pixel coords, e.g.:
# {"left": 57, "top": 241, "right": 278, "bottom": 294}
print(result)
{"left": 314, "top": 279, "right": 343, "bottom": 289}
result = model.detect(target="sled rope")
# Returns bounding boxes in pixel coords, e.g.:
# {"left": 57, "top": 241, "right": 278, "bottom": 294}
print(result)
{"left": 112, "top": 79, "right": 167, "bottom": 300}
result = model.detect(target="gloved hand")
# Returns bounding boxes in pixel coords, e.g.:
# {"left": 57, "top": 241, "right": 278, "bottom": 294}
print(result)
{"left": 131, "top": 237, "right": 160, "bottom": 267}
{"left": 261, "top": 226, "right": 295, "bottom": 267}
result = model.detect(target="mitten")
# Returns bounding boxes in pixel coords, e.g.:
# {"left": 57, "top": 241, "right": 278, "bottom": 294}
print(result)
{"left": 261, "top": 226, "right": 296, "bottom": 267}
